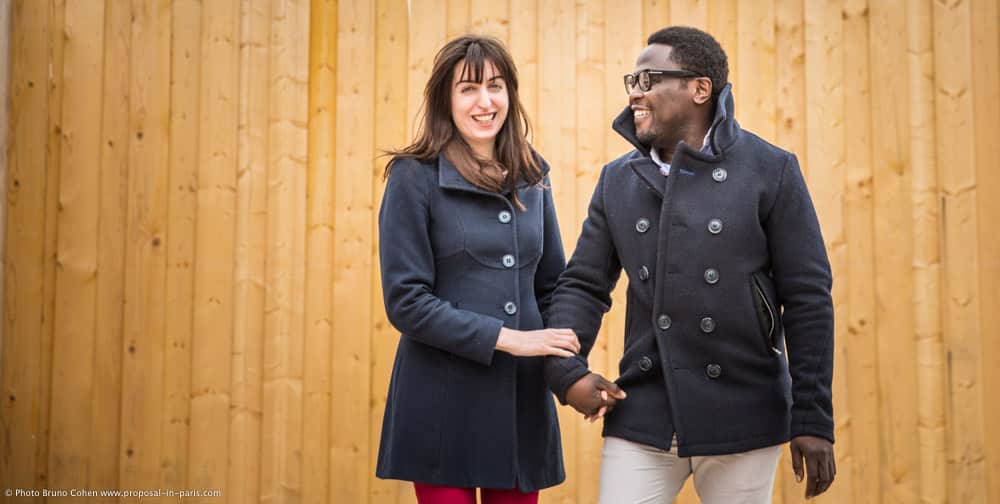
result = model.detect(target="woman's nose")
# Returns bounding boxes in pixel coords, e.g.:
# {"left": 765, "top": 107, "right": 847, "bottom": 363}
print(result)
{"left": 477, "top": 87, "right": 492, "bottom": 107}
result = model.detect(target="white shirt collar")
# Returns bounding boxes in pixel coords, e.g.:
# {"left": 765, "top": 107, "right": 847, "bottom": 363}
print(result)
{"left": 650, "top": 128, "right": 714, "bottom": 176}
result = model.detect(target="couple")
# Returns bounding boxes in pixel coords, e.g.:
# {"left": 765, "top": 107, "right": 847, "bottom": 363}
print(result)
{"left": 375, "top": 26, "right": 836, "bottom": 504}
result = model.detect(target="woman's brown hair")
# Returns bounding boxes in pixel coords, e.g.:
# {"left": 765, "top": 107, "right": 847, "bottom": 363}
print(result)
{"left": 385, "top": 35, "right": 544, "bottom": 209}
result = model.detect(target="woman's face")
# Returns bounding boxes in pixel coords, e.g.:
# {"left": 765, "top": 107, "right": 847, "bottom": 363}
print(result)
{"left": 450, "top": 59, "right": 509, "bottom": 159}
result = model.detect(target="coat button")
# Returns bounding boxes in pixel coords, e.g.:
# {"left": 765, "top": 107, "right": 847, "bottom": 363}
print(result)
{"left": 708, "top": 218, "right": 723, "bottom": 234}
{"left": 635, "top": 218, "right": 650, "bottom": 233}
{"left": 703, "top": 268, "right": 719, "bottom": 284}
{"left": 498, "top": 210, "right": 512, "bottom": 224}
{"left": 502, "top": 254, "right": 516, "bottom": 268}
{"left": 706, "top": 363, "right": 722, "bottom": 379}
{"left": 638, "top": 265, "right": 650, "bottom": 281}
{"left": 712, "top": 167, "right": 728, "bottom": 182}
{"left": 657, "top": 314, "right": 672, "bottom": 330}
{"left": 504, "top": 302, "right": 517, "bottom": 315}
{"left": 700, "top": 317, "right": 716, "bottom": 333}
{"left": 638, "top": 356, "right": 653, "bottom": 372}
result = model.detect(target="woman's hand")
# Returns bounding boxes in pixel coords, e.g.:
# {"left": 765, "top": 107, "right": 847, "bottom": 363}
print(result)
{"left": 495, "top": 327, "right": 580, "bottom": 357}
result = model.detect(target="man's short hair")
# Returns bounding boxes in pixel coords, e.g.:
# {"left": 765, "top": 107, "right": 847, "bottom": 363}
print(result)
{"left": 647, "top": 26, "right": 729, "bottom": 100}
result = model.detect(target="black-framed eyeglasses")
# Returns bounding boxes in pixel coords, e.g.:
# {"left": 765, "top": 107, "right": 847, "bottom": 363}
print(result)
{"left": 624, "top": 69, "right": 703, "bottom": 94}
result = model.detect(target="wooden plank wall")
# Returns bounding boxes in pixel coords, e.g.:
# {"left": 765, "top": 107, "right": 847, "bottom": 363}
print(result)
{"left": 2, "top": 1, "right": 998, "bottom": 503}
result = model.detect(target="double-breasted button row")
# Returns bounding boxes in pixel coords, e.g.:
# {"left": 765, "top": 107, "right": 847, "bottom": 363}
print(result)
{"left": 638, "top": 356, "right": 653, "bottom": 372}
{"left": 636, "top": 218, "right": 650, "bottom": 233}
{"left": 502, "top": 254, "right": 516, "bottom": 268}
{"left": 498, "top": 210, "right": 512, "bottom": 224}
{"left": 504, "top": 302, "right": 517, "bottom": 315}
{"left": 657, "top": 314, "right": 672, "bottom": 330}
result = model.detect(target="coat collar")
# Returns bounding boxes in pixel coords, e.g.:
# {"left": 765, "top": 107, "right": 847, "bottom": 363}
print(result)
{"left": 612, "top": 83, "right": 741, "bottom": 161}
{"left": 437, "top": 152, "right": 550, "bottom": 195}
{"left": 612, "top": 83, "right": 741, "bottom": 197}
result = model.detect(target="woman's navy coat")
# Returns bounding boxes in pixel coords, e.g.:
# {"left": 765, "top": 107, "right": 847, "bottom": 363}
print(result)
{"left": 544, "top": 85, "right": 835, "bottom": 457}
{"left": 375, "top": 153, "right": 566, "bottom": 492}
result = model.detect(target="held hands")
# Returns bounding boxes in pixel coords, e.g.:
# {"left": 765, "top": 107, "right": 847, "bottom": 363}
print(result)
{"left": 790, "top": 435, "right": 836, "bottom": 499}
{"left": 565, "top": 373, "right": 626, "bottom": 423}
{"left": 495, "top": 327, "right": 581, "bottom": 357}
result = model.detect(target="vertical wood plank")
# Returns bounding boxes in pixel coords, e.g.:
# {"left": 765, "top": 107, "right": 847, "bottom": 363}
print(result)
{"left": 38, "top": 0, "right": 65, "bottom": 489}
{"left": 935, "top": 0, "right": 988, "bottom": 503}
{"left": 601, "top": 0, "right": 643, "bottom": 421}
{"left": 508, "top": 0, "right": 538, "bottom": 131}
{"left": 803, "top": 5, "right": 844, "bottom": 503}
{"left": 161, "top": 0, "right": 201, "bottom": 492}
{"left": 331, "top": 0, "right": 375, "bottom": 502}
{"left": 188, "top": 0, "right": 237, "bottom": 498}
{"left": 1, "top": 0, "right": 52, "bottom": 497}
{"left": 371, "top": 0, "right": 408, "bottom": 502}
{"left": 736, "top": 0, "right": 775, "bottom": 142}
{"left": 92, "top": 0, "right": 130, "bottom": 497}
{"left": 773, "top": 5, "right": 805, "bottom": 498}
{"left": 471, "top": 0, "right": 508, "bottom": 42}
{"left": 448, "top": 0, "right": 470, "bottom": 39}
{"left": 774, "top": 0, "right": 805, "bottom": 169}
{"left": 304, "top": 0, "right": 334, "bottom": 502}
{"left": 643, "top": 0, "right": 669, "bottom": 42}
{"left": 407, "top": 0, "right": 446, "bottom": 144}
{"left": 575, "top": 2, "right": 605, "bottom": 502}
{"left": 670, "top": 0, "right": 707, "bottom": 29}
{"left": 537, "top": 1, "right": 576, "bottom": 501}
{"left": 47, "top": 0, "right": 104, "bottom": 489}
{"left": 871, "top": 0, "right": 921, "bottom": 502}
{"left": 840, "top": 1, "right": 877, "bottom": 503}
{"left": 0, "top": 0, "right": 8, "bottom": 360}
{"left": 119, "top": 0, "right": 170, "bottom": 493}
{"left": 909, "top": 1, "right": 946, "bottom": 502}
{"left": 970, "top": 0, "right": 1000, "bottom": 502}
{"left": 706, "top": 0, "right": 737, "bottom": 95}
{"left": 231, "top": 0, "right": 267, "bottom": 502}
{"left": 261, "top": 1, "right": 310, "bottom": 503}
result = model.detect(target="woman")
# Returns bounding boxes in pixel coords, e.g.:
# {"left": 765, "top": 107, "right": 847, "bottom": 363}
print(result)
{"left": 375, "top": 35, "right": 575, "bottom": 504}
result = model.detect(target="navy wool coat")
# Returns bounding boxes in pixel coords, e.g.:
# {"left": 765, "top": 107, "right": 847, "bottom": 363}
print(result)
{"left": 544, "top": 84, "right": 835, "bottom": 457}
{"left": 375, "top": 153, "right": 567, "bottom": 491}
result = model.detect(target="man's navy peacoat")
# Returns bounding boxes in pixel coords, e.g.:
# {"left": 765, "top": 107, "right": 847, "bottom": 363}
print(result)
{"left": 376, "top": 153, "right": 566, "bottom": 491}
{"left": 544, "top": 84, "right": 835, "bottom": 457}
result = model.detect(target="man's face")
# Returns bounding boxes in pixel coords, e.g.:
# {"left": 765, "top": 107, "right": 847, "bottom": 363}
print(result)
{"left": 629, "top": 44, "right": 695, "bottom": 149}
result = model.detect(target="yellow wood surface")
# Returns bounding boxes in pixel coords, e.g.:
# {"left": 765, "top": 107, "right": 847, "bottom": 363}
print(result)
{"left": 2, "top": 2, "right": 999, "bottom": 503}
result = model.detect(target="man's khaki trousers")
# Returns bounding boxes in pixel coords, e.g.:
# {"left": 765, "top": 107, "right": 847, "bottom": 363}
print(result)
{"left": 597, "top": 436, "right": 782, "bottom": 504}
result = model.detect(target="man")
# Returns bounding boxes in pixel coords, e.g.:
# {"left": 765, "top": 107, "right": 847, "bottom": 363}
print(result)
{"left": 544, "top": 26, "right": 835, "bottom": 503}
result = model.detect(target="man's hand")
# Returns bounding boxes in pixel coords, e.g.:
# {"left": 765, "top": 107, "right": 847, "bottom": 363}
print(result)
{"left": 790, "top": 435, "right": 836, "bottom": 499}
{"left": 565, "top": 373, "right": 626, "bottom": 422}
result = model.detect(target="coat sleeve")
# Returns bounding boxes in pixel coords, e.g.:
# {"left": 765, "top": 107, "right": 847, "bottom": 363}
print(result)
{"left": 543, "top": 165, "right": 623, "bottom": 403}
{"left": 765, "top": 153, "right": 836, "bottom": 443}
{"left": 534, "top": 173, "right": 566, "bottom": 318}
{"left": 379, "top": 161, "right": 504, "bottom": 365}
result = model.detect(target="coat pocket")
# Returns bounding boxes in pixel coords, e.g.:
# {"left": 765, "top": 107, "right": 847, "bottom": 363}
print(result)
{"left": 750, "top": 271, "right": 782, "bottom": 356}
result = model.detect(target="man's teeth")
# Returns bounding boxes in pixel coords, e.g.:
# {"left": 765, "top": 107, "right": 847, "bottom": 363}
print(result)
{"left": 634, "top": 110, "right": 650, "bottom": 119}
{"left": 473, "top": 113, "right": 496, "bottom": 122}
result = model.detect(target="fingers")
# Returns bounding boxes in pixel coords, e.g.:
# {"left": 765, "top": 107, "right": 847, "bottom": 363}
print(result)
{"left": 595, "top": 375, "right": 627, "bottom": 399}
{"left": 814, "top": 454, "right": 833, "bottom": 497}
{"left": 790, "top": 443, "right": 804, "bottom": 484}
{"left": 546, "top": 329, "right": 580, "bottom": 354}
{"left": 804, "top": 449, "right": 820, "bottom": 499}
{"left": 547, "top": 347, "right": 575, "bottom": 358}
